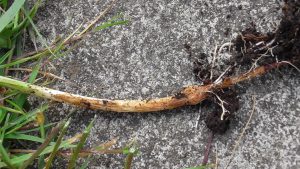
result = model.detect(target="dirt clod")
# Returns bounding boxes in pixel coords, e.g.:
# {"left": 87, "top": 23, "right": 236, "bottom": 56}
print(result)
{"left": 205, "top": 111, "right": 230, "bottom": 134}
{"left": 192, "top": 0, "right": 300, "bottom": 135}
{"left": 234, "top": 0, "right": 300, "bottom": 67}
{"left": 204, "top": 88, "right": 239, "bottom": 134}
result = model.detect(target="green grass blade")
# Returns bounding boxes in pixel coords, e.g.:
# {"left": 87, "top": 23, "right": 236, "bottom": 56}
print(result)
{"left": 94, "top": 20, "right": 128, "bottom": 32}
{"left": 28, "top": 60, "right": 41, "bottom": 84}
{"left": 5, "top": 99, "right": 25, "bottom": 112}
{"left": 22, "top": 7, "right": 57, "bottom": 58}
{"left": 0, "top": 143, "right": 16, "bottom": 169}
{"left": 5, "top": 118, "right": 35, "bottom": 135}
{"left": 37, "top": 112, "right": 46, "bottom": 169}
{"left": 67, "top": 117, "right": 95, "bottom": 169}
{"left": 12, "top": 0, "right": 41, "bottom": 34}
{"left": 0, "top": 51, "right": 45, "bottom": 69}
{"left": 37, "top": 128, "right": 45, "bottom": 168}
{"left": 0, "top": 35, "right": 12, "bottom": 48}
{"left": 13, "top": 6, "right": 19, "bottom": 28}
{"left": 0, "top": 49, "right": 13, "bottom": 64}
{"left": 17, "top": 122, "right": 55, "bottom": 134}
{"left": 0, "top": 48, "right": 13, "bottom": 76}
{"left": 0, "top": 113, "right": 10, "bottom": 140}
{"left": 0, "top": 28, "right": 13, "bottom": 39}
{"left": 19, "top": 122, "right": 61, "bottom": 169}
{"left": 0, "top": 105, "right": 24, "bottom": 114}
{"left": 3, "top": 38, "right": 16, "bottom": 75}
{"left": 4, "top": 104, "right": 48, "bottom": 134}
{"left": 44, "top": 119, "right": 70, "bottom": 169}
{"left": 14, "top": 59, "right": 42, "bottom": 108}
{"left": 0, "top": 138, "right": 76, "bottom": 168}
{"left": 14, "top": 29, "right": 23, "bottom": 57}
{"left": 79, "top": 156, "right": 91, "bottom": 169}
{"left": 0, "top": 0, "right": 26, "bottom": 32}
{"left": 13, "top": 93, "right": 28, "bottom": 110}
{"left": 0, "top": 108, "right": 7, "bottom": 124}
{"left": 6, "top": 104, "right": 47, "bottom": 128}
{"left": 4, "top": 133, "right": 45, "bottom": 143}
{"left": 1, "top": 0, "right": 8, "bottom": 10}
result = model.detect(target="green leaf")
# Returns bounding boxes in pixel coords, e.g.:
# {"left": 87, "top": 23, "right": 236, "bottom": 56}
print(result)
{"left": 3, "top": 104, "right": 48, "bottom": 134}
{"left": 28, "top": 60, "right": 41, "bottom": 83}
{"left": 5, "top": 99, "right": 25, "bottom": 113}
{"left": 67, "top": 117, "right": 95, "bottom": 169}
{"left": 12, "top": 0, "right": 41, "bottom": 34}
{"left": 0, "top": 108, "right": 7, "bottom": 124}
{"left": 17, "top": 123, "right": 55, "bottom": 134}
{"left": 0, "top": 140, "right": 76, "bottom": 168}
{"left": 13, "top": 93, "right": 27, "bottom": 110}
{"left": 0, "top": 113, "right": 10, "bottom": 141}
{"left": 4, "top": 133, "right": 45, "bottom": 143}
{"left": 14, "top": 59, "right": 42, "bottom": 108}
{"left": 22, "top": 7, "right": 57, "bottom": 59}
{"left": 19, "top": 123, "right": 61, "bottom": 169}
{"left": 0, "top": 36, "right": 12, "bottom": 48}
{"left": 0, "top": 48, "right": 13, "bottom": 64}
{"left": 44, "top": 119, "right": 70, "bottom": 169}
{"left": 94, "top": 20, "right": 129, "bottom": 32}
{"left": 0, "top": 143, "right": 16, "bottom": 169}
{"left": 0, "top": 28, "right": 13, "bottom": 39}
{"left": 0, "top": 0, "right": 26, "bottom": 32}
{"left": 0, "top": 105, "right": 24, "bottom": 114}
{"left": 0, "top": 51, "right": 44, "bottom": 69}
{"left": 0, "top": 0, "right": 8, "bottom": 10}
{"left": 79, "top": 156, "right": 91, "bottom": 169}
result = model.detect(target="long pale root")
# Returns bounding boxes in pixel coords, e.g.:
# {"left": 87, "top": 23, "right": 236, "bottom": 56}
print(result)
{"left": 0, "top": 62, "right": 285, "bottom": 112}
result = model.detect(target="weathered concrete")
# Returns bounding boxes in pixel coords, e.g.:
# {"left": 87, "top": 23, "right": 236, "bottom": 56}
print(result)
{"left": 30, "top": 0, "right": 299, "bottom": 168}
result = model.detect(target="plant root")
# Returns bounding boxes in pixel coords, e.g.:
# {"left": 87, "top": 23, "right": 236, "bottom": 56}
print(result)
{"left": 0, "top": 61, "right": 287, "bottom": 112}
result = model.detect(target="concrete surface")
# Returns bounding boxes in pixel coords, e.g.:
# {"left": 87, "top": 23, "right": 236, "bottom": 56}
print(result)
{"left": 29, "top": 0, "right": 299, "bottom": 168}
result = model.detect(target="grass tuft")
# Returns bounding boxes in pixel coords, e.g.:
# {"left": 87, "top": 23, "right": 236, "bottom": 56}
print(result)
{"left": 0, "top": 1, "right": 132, "bottom": 168}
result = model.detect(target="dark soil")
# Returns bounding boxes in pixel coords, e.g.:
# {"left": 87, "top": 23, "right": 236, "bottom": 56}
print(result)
{"left": 235, "top": 0, "right": 300, "bottom": 68}
{"left": 189, "top": 0, "right": 300, "bottom": 135}
{"left": 204, "top": 88, "right": 239, "bottom": 134}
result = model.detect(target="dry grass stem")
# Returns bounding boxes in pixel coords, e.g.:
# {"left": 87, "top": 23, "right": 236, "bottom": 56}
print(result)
{"left": 8, "top": 68, "right": 65, "bottom": 81}
{"left": 225, "top": 96, "right": 256, "bottom": 169}
{"left": 17, "top": 0, "right": 118, "bottom": 59}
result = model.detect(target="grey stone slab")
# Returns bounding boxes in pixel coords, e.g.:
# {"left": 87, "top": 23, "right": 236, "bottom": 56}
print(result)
{"left": 29, "top": 0, "right": 299, "bottom": 168}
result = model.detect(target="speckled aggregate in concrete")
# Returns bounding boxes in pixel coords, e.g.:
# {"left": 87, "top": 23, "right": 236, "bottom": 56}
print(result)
{"left": 29, "top": 0, "right": 299, "bottom": 168}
